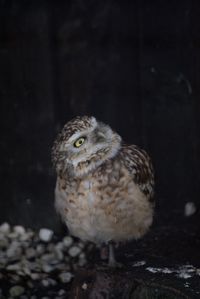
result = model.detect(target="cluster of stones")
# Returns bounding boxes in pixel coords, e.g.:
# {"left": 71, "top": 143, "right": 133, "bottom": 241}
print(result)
{"left": 0, "top": 223, "right": 88, "bottom": 298}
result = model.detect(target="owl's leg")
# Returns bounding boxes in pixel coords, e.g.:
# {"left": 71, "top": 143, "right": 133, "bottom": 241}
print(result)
{"left": 108, "top": 242, "right": 123, "bottom": 268}
{"left": 108, "top": 242, "right": 116, "bottom": 267}
{"left": 100, "top": 244, "right": 108, "bottom": 260}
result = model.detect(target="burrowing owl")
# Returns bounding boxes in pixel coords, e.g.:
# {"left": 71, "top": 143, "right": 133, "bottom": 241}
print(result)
{"left": 52, "top": 116, "right": 154, "bottom": 266}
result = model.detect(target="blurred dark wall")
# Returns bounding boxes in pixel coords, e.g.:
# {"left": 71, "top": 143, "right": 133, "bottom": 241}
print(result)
{"left": 0, "top": 0, "right": 200, "bottom": 230}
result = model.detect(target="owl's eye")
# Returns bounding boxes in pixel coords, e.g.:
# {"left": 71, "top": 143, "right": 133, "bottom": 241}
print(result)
{"left": 74, "top": 137, "right": 86, "bottom": 148}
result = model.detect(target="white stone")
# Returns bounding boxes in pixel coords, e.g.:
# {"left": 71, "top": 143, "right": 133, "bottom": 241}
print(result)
{"left": 42, "top": 263, "right": 54, "bottom": 273}
{"left": 19, "top": 234, "right": 30, "bottom": 242}
{"left": 42, "top": 279, "right": 50, "bottom": 287}
{"left": 54, "top": 246, "right": 64, "bottom": 260}
{"left": 0, "top": 238, "right": 9, "bottom": 249}
{"left": 68, "top": 246, "right": 81, "bottom": 257}
{"left": 162, "top": 267, "right": 173, "bottom": 274}
{"left": 133, "top": 260, "right": 146, "bottom": 267}
{"left": 41, "top": 253, "right": 54, "bottom": 262}
{"left": 59, "top": 272, "right": 73, "bottom": 283}
{"left": 8, "top": 232, "right": 18, "bottom": 239}
{"left": 62, "top": 236, "right": 73, "bottom": 247}
{"left": 6, "top": 263, "right": 21, "bottom": 271}
{"left": 23, "top": 266, "right": 31, "bottom": 276}
{"left": 0, "top": 223, "right": 10, "bottom": 234}
{"left": 58, "top": 289, "right": 66, "bottom": 296}
{"left": 56, "top": 242, "right": 64, "bottom": 250}
{"left": 184, "top": 202, "right": 196, "bottom": 217}
{"left": 39, "top": 228, "right": 53, "bottom": 242}
{"left": 177, "top": 272, "right": 192, "bottom": 279}
{"left": 30, "top": 273, "right": 40, "bottom": 280}
{"left": 6, "top": 243, "right": 22, "bottom": 259}
{"left": 82, "top": 283, "right": 88, "bottom": 290}
{"left": 13, "top": 225, "right": 26, "bottom": 235}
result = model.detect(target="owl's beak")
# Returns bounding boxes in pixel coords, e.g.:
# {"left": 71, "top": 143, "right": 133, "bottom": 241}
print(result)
{"left": 96, "top": 130, "right": 106, "bottom": 142}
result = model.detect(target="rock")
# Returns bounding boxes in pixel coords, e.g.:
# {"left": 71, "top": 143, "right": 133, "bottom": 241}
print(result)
{"left": 42, "top": 263, "right": 54, "bottom": 273}
{"left": 56, "top": 242, "right": 64, "bottom": 250}
{"left": 30, "top": 273, "right": 41, "bottom": 280}
{"left": 6, "top": 242, "right": 22, "bottom": 259}
{"left": 41, "top": 253, "right": 55, "bottom": 262}
{"left": 36, "top": 244, "right": 45, "bottom": 255}
{"left": 6, "top": 263, "right": 21, "bottom": 271}
{"left": 41, "top": 279, "right": 50, "bottom": 287}
{"left": 82, "top": 283, "right": 88, "bottom": 290}
{"left": 39, "top": 228, "right": 53, "bottom": 242}
{"left": 9, "top": 285, "right": 24, "bottom": 297}
{"left": 54, "top": 245, "right": 64, "bottom": 260}
{"left": 184, "top": 202, "right": 196, "bottom": 217}
{"left": 59, "top": 272, "right": 73, "bottom": 283}
{"left": 0, "top": 222, "right": 10, "bottom": 234}
{"left": 58, "top": 289, "right": 66, "bottom": 296}
{"left": 133, "top": 261, "right": 146, "bottom": 267}
{"left": 47, "top": 278, "right": 57, "bottom": 286}
{"left": 0, "top": 237, "right": 9, "bottom": 249}
{"left": 68, "top": 246, "right": 81, "bottom": 257}
{"left": 13, "top": 225, "right": 26, "bottom": 235}
{"left": 78, "top": 256, "right": 86, "bottom": 267}
{"left": 62, "top": 236, "right": 73, "bottom": 247}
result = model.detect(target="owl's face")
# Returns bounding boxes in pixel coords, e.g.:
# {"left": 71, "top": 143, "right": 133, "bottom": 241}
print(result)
{"left": 52, "top": 116, "right": 121, "bottom": 177}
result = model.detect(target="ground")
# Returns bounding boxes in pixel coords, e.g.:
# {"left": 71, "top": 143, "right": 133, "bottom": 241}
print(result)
{"left": 0, "top": 218, "right": 199, "bottom": 298}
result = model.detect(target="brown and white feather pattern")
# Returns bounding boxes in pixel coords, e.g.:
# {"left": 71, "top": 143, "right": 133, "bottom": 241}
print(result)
{"left": 120, "top": 144, "right": 155, "bottom": 201}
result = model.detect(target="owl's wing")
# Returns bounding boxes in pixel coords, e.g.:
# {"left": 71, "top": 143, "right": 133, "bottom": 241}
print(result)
{"left": 121, "top": 144, "right": 155, "bottom": 202}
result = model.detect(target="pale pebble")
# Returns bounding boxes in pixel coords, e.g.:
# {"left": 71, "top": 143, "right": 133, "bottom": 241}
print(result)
{"left": 62, "top": 236, "right": 73, "bottom": 247}
{"left": 184, "top": 202, "right": 196, "bottom": 217}
{"left": 13, "top": 225, "right": 26, "bottom": 235}
{"left": 0, "top": 222, "right": 10, "bottom": 234}
{"left": 59, "top": 272, "right": 73, "bottom": 283}
{"left": 39, "top": 228, "right": 53, "bottom": 242}
{"left": 68, "top": 246, "right": 81, "bottom": 257}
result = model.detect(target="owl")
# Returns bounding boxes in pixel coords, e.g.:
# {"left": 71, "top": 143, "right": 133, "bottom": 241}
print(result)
{"left": 52, "top": 116, "right": 154, "bottom": 267}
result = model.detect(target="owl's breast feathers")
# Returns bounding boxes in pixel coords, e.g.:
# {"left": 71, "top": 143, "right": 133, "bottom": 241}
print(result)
{"left": 55, "top": 143, "right": 154, "bottom": 244}
{"left": 119, "top": 144, "right": 155, "bottom": 202}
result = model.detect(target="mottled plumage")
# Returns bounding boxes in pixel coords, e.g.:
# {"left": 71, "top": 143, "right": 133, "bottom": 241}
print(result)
{"left": 52, "top": 116, "right": 155, "bottom": 266}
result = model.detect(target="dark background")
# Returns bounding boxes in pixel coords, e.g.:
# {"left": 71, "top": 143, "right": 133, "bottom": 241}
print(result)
{"left": 0, "top": 0, "right": 200, "bottom": 232}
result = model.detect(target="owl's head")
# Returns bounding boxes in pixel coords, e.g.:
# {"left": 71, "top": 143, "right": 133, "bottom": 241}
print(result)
{"left": 52, "top": 116, "right": 121, "bottom": 177}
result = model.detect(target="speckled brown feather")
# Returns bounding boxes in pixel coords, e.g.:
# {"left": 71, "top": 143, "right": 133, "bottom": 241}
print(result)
{"left": 120, "top": 144, "right": 155, "bottom": 201}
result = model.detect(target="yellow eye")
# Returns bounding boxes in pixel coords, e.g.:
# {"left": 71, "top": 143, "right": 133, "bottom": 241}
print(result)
{"left": 74, "top": 137, "right": 86, "bottom": 148}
